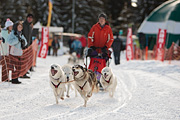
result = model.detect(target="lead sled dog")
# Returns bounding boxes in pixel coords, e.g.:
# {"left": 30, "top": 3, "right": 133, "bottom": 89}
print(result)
{"left": 72, "top": 65, "right": 99, "bottom": 107}
{"left": 49, "top": 64, "right": 66, "bottom": 104}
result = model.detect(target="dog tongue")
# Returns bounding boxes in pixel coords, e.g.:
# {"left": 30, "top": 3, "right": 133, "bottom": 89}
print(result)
{"left": 74, "top": 71, "right": 78, "bottom": 76}
{"left": 51, "top": 69, "right": 57, "bottom": 76}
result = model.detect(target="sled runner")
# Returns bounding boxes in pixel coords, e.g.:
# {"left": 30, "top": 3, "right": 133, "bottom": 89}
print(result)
{"left": 85, "top": 48, "right": 111, "bottom": 90}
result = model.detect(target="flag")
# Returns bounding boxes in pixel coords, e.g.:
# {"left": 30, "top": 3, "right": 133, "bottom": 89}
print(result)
{"left": 47, "top": 0, "right": 53, "bottom": 27}
{"left": 126, "top": 28, "right": 134, "bottom": 61}
{"left": 156, "top": 29, "right": 167, "bottom": 61}
{"left": 38, "top": 27, "right": 49, "bottom": 58}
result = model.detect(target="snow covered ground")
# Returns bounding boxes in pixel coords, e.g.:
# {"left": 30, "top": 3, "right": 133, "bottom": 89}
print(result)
{"left": 0, "top": 52, "right": 180, "bottom": 120}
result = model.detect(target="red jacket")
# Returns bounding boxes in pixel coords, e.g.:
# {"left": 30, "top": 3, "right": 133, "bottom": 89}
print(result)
{"left": 79, "top": 36, "right": 87, "bottom": 47}
{"left": 88, "top": 22, "right": 114, "bottom": 49}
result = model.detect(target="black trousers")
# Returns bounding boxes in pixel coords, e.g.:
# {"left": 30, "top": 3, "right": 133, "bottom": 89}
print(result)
{"left": 48, "top": 46, "right": 52, "bottom": 55}
{"left": 113, "top": 51, "right": 121, "bottom": 65}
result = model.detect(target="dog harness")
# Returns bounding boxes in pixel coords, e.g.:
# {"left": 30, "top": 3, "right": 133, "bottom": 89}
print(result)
{"left": 50, "top": 75, "right": 61, "bottom": 81}
{"left": 78, "top": 81, "right": 87, "bottom": 90}
{"left": 51, "top": 81, "right": 61, "bottom": 88}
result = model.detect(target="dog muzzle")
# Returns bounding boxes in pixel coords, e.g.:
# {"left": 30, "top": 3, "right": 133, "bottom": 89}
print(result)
{"left": 51, "top": 69, "right": 57, "bottom": 76}
{"left": 73, "top": 71, "right": 79, "bottom": 76}
{"left": 104, "top": 74, "right": 108, "bottom": 79}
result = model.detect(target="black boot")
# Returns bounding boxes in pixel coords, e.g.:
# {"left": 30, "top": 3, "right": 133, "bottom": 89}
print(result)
{"left": 12, "top": 78, "right": 21, "bottom": 84}
{"left": 30, "top": 67, "right": 35, "bottom": 72}
{"left": 20, "top": 74, "right": 30, "bottom": 79}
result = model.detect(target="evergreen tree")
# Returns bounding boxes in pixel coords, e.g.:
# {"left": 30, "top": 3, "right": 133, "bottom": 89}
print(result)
{"left": 0, "top": 0, "right": 168, "bottom": 35}
{"left": 0, "top": 0, "right": 27, "bottom": 26}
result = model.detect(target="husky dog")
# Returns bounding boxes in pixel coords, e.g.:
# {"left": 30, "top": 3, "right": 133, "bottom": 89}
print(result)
{"left": 68, "top": 52, "right": 79, "bottom": 65}
{"left": 100, "top": 67, "right": 117, "bottom": 97}
{"left": 49, "top": 64, "right": 66, "bottom": 104}
{"left": 72, "top": 65, "right": 99, "bottom": 107}
{"left": 62, "top": 64, "right": 77, "bottom": 98}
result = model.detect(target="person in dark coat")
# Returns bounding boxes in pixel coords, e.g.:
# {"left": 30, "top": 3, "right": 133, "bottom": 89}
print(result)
{"left": 21, "top": 13, "right": 34, "bottom": 78}
{"left": 138, "top": 32, "right": 146, "bottom": 60}
{"left": 68, "top": 36, "right": 74, "bottom": 54}
{"left": 52, "top": 36, "right": 60, "bottom": 56}
{"left": 23, "top": 14, "right": 33, "bottom": 47}
{"left": 112, "top": 33, "right": 123, "bottom": 65}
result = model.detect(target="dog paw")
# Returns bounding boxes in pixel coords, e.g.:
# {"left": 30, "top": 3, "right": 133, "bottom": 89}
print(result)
{"left": 87, "top": 95, "right": 91, "bottom": 97}
{"left": 60, "top": 97, "right": 64, "bottom": 100}
{"left": 66, "top": 95, "right": 70, "bottom": 98}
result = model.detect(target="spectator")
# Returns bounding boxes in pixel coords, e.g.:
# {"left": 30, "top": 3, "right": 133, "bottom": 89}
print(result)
{"left": 0, "top": 32, "right": 4, "bottom": 46}
{"left": 0, "top": 26, "right": 5, "bottom": 49}
{"left": 138, "top": 32, "right": 146, "bottom": 60}
{"left": 79, "top": 35, "right": 87, "bottom": 58}
{"left": 48, "top": 37, "right": 53, "bottom": 55}
{"left": 1, "top": 18, "right": 14, "bottom": 56}
{"left": 52, "top": 36, "right": 60, "bottom": 56}
{"left": 71, "top": 38, "right": 82, "bottom": 58}
{"left": 6, "top": 21, "right": 27, "bottom": 84}
{"left": 112, "top": 33, "right": 123, "bottom": 65}
{"left": 22, "top": 13, "right": 34, "bottom": 77}
{"left": 23, "top": 14, "right": 33, "bottom": 47}
{"left": 68, "top": 36, "right": 74, "bottom": 54}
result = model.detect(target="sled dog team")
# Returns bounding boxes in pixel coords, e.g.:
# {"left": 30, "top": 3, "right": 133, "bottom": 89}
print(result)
{"left": 49, "top": 64, "right": 117, "bottom": 107}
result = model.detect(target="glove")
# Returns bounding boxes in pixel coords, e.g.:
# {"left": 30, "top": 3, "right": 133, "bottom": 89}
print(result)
{"left": 90, "top": 46, "right": 96, "bottom": 50}
{"left": 101, "top": 46, "right": 107, "bottom": 53}
{"left": 87, "top": 48, "right": 93, "bottom": 56}
{"left": 87, "top": 46, "right": 96, "bottom": 57}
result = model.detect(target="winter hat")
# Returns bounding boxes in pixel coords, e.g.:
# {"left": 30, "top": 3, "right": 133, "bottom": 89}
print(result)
{"left": 26, "top": 13, "right": 34, "bottom": 18}
{"left": 98, "top": 13, "right": 107, "bottom": 20}
{"left": 5, "top": 18, "right": 14, "bottom": 29}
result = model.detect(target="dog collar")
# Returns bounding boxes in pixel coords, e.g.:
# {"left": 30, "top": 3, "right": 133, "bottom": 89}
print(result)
{"left": 51, "top": 81, "right": 61, "bottom": 88}
{"left": 78, "top": 81, "right": 87, "bottom": 90}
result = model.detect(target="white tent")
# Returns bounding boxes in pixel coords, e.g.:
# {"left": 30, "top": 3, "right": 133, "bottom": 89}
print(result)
{"left": 33, "top": 22, "right": 63, "bottom": 33}
{"left": 34, "top": 22, "right": 64, "bottom": 55}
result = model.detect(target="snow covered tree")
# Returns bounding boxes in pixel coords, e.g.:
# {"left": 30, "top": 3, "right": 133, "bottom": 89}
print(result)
{"left": 74, "top": 0, "right": 104, "bottom": 34}
{"left": 0, "top": 0, "right": 27, "bottom": 26}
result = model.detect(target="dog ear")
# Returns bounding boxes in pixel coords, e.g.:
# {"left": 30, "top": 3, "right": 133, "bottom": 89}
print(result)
{"left": 83, "top": 67, "right": 87, "bottom": 72}
{"left": 79, "top": 65, "right": 84, "bottom": 70}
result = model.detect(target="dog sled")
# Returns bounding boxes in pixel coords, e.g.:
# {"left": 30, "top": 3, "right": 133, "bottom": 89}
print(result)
{"left": 85, "top": 47, "right": 111, "bottom": 90}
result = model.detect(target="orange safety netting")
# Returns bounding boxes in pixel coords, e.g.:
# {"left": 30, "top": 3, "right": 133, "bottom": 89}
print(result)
{"left": 0, "top": 41, "right": 36, "bottom": 82}
{"left": 165, "top": 42, "right": 180, "bottom": 62}
{"left": 134, "top": 42, "right": 180, "bottom": 62}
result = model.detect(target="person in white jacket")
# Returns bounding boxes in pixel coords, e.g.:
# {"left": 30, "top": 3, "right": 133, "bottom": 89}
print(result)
{"left": 6, "top": 21, "right": 27, "bottom": 84}
{"left": 0, "top": 18, "right": 13, "bottom": 56}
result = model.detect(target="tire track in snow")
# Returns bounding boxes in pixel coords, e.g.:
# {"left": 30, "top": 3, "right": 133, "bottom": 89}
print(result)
{"left": 84, "top": 69, "right": 137, "bottom": 120}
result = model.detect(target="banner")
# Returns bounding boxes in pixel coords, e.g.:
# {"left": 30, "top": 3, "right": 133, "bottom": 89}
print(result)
{"left": 126, "top": 28, "right": 134, "bottom": 61}
{"left": 156, "top": 29, "right": 167, "bottom": 61}
{"left": 47, "top": 0, "right": 53, "bottom": 27}
{"left": 38, "top": 27, "right": 49, "bottom": 58}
